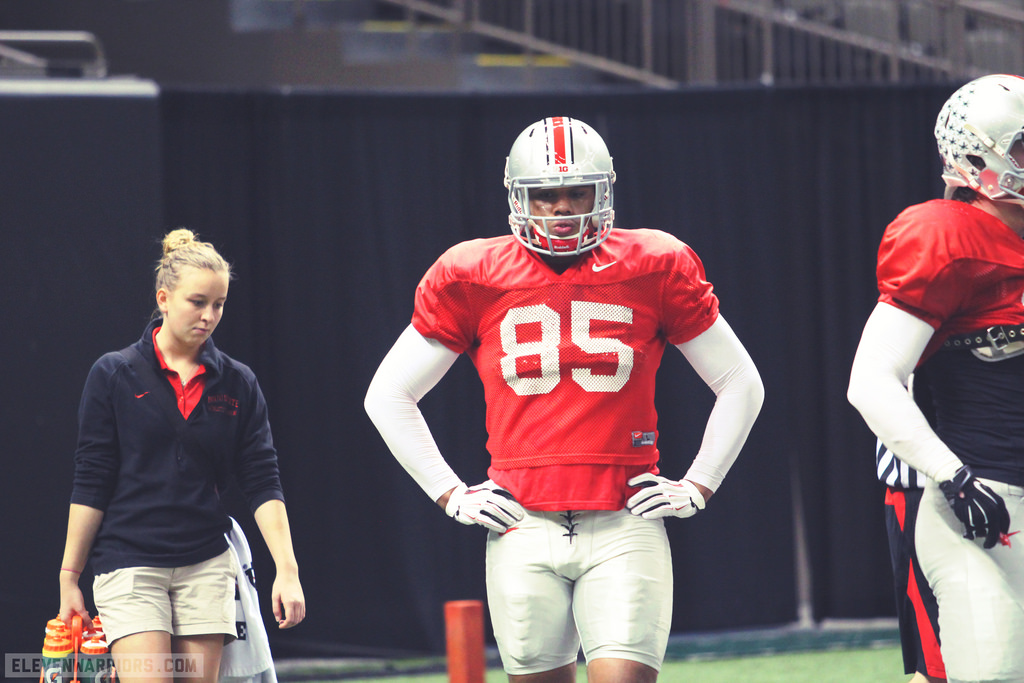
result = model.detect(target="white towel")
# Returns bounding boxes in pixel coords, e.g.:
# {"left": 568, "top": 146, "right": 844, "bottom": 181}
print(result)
{"left": 220, "top": 518, "right": 278, "bottom": 683}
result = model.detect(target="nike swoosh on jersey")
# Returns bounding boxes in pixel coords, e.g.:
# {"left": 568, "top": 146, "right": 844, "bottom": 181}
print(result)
{"left": 135, "top": 392, "right": 149, "bottom": 399}
{"left": 592, "top": 261, "right": 617, "bottom": 272}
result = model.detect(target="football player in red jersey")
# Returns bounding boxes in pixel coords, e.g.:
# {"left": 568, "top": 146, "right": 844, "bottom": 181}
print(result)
{"left": 365, "top": 117, "right": 764, "bottom": 683}
{"left": 849, "top": 74, "right": 1024, "bottom": 683}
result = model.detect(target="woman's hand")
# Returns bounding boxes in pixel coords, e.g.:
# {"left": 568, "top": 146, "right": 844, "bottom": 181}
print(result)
{"left": 58, "top": 572, "right": 93, "bottom": 631}
{"left": 271, "top": 571, "right": 305, "bottom": 628}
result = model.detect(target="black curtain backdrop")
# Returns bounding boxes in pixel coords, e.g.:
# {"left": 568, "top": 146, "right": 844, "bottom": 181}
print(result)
{"left": 2, "top": 82, "right": 955, "bottom": 662}
{"left": 0, "top": 81, "right": 164, "bottom": 662}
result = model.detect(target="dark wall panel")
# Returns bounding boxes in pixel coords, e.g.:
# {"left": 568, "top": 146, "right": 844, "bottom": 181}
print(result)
{"left": 0, "top": 79, "right": 163, "bottom": 658}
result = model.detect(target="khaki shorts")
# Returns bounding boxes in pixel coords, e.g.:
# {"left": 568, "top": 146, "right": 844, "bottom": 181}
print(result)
{"left": 93, "top": 549, "right": 236, "bottom": 645}
{"left": 485, "top": 508, "right": 673, "bottom": 675}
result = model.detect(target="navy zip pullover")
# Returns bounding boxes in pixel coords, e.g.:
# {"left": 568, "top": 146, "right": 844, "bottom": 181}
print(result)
{"left": 71, "top": 318, "right": 285, "bottom": 574}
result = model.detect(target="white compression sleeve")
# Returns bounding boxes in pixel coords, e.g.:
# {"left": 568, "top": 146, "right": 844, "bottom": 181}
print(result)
{"left": 675, "top": 316, "right": 765, "bottom": 492}
{"left": 364, "top": 325, "right": 464, "bottom": 502}
{"left": 847, "top": 302, "right": 962, "bottom": 483}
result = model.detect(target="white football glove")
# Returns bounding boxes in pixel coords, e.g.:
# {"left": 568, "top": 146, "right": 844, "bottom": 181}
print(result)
{"left": 626, "top": 473, "right": 706, "bottom": 520}
{"left": 445, "top": 481, "right": 525, "bottom": 533}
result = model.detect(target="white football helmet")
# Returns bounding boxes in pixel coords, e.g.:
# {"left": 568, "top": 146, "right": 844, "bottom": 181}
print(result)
{"left": 504, "top": 117, "right": 615, "bottom": 256}
{"left": 935, "top": 74, "right": 1024, "bottom": 204}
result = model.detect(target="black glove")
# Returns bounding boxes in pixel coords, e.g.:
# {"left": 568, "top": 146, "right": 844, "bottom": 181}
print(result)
{"left": 939, "top": 465, "right": 1010, "bottom": 549}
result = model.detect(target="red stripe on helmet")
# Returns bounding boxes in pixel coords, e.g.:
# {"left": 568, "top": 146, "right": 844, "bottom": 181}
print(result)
{"left": 550, "top": 117, "right": 568, "bottom": 165}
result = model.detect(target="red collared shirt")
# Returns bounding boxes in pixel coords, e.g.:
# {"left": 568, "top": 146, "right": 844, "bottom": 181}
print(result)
{"left": 152, "top": 327, "right": 207, "bottom": 418}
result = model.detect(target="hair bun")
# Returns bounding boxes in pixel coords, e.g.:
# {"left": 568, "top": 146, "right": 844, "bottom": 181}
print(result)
{"left": 162, "top": 228, "right": 198, "bottom": 255}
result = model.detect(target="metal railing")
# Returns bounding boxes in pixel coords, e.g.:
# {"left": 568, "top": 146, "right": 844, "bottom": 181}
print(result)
{"left": 372, "top": 0, "right": 1024, "bottom": 88}
{"left": 0, "top": 31, "right": 107, "bottom": 79}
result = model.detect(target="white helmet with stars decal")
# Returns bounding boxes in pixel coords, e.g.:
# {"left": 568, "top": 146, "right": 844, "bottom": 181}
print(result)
{"left": 935, "top": 74, "right": 1024, "bottom": 204}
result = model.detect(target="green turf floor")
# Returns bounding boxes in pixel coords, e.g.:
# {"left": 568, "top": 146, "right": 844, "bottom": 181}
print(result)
{"left": 276, "top": 647, "right": 912, "bottom": 683}
{"left": 274, "top": 620, "right": 912, "bottom": 682}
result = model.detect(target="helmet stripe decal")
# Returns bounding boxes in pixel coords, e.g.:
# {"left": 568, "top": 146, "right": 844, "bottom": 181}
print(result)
{"left": 549, "top": 116, "right": 572, "bottom": 166}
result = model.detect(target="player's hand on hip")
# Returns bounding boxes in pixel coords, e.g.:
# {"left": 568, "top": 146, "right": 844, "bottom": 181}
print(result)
{"left": 939, "top": 465, "right": 1011, "bottom": 549}
{"left": 445, "top": 481, "right": 525, "bottom": 533}
{"left": 626, "top": 473, "right": 706, "bottom": 520}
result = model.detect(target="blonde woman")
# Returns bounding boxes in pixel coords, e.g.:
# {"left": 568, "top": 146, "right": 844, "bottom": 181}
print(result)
{"left": 58, "top": 229, "right": 304, "bottom": 682}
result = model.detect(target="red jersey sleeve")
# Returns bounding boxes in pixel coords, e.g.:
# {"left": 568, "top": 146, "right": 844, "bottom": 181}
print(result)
{"left": 659, "top": 240, "right": 719, "bottom": 345}
{"left": 877, "top": 200, "right": 1024, "bottom": 330}
{"left": 411, "top": 241, "right": 483, "bottom": 353}
{"left": 877, "top": 201, "right": 972, "bottom": 328}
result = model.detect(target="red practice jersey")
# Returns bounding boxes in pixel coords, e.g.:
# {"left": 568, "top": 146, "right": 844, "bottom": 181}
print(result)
{"left": 878, "top": 199, "right": 1024, "bottom": 362}
{"left": 412, "top": 228, "right": 719, "bottom": 510}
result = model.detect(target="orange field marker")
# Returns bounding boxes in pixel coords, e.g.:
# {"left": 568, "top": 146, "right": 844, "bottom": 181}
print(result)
{"left": 445, "top": 600, "right": 486, "bottom": 683}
